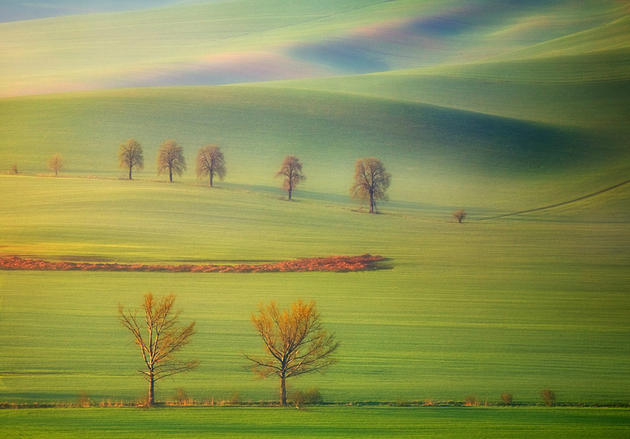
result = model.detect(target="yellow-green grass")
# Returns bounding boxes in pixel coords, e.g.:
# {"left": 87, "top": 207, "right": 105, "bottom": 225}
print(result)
{"left": 1, "top": 407, "right": 630, "bottom": 439}
{"left": 1, "top": 176, "right": 629, "bottom": 404}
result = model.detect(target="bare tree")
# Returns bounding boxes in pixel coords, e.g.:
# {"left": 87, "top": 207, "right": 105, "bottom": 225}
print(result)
{"left": 350, "top": 157, "right": 390, "bottom": 214}
{"left": 196, "top": 145, "right": 226, "bottom": 187}
{"left": 245, "top": 300, "right": 338, "bottom": 406}
{"left": 541, "top": 388, "right": 556, "bottom": 407}
{"left": 453, "top": 209, "right": 466, "bottom": 223}
{"left": 47, "top": 153, "right": 64, "bottom": 177}
{"left": 118, "top": 293, "right": 198, "bottom": 406}
{"left": 157, "top": 140, "right": 186, "bottom": 183}
{"left": 118, "top": 138, "right": 144, "bottom": 180}
{"left": 276, "top": 155, "right": 305, "bottom": 201}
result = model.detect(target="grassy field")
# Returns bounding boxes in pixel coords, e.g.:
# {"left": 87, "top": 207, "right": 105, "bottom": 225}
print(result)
{"left": 2, "top": 0, "right": 630, "bottom": 437}
{"left": 1, "top": 175, "right": 629, "bottom": 404}
{"left": 1, "top": 407, "right": 629, "bottom": 438}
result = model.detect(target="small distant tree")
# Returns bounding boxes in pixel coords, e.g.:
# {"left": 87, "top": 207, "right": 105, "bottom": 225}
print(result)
{"left": 118, "top": 293, "right": 198, "bottom": 407}
{"left": 47, "top": 153, "right": 64, "bottom": 177}
{"left": 245, "top": 300, "right": 338, "bottom": 406}
{"left": 453, "top": 209, "right": 466, "bottom": 223}
{"left": 157, "top": 140, "right": 186, "bottom": 183}
{"left": 196, "top": 145, "right": 226, "bottom": 187}
{"left": 118, "top": 138, "right": 144, "bottom": 180}
{"left": 541, "top": 388, "right": 556, "bottom": 407}
{"left": 464, "top": 395, "right": 478, "bottom": 406}
{"left": 501, "top": 392, "right": 513, "bottom": 405}
{"left": 10, "top": 163, "right": 18, "bottom": 175}
{"left": 276, "top": 155, "right": 305, "bottom": 200}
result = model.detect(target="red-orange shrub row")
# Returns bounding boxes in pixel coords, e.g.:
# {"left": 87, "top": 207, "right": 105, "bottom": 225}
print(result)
{"left": 0, "top": 254, "right": 384, "bottom": 273}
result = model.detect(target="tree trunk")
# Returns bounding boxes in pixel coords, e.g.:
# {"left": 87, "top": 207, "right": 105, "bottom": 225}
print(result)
{"left": 280, "top": 375, "right": 287, "bottom": 406}
{"left": 169, "top": 166, "right": 173, "bottom": 183}
{"left": 129, "top": 165, "right": 132, "bottom": 180}
{"left": 369, "top": 191, "right": 375, "bottom": 214}
{"left": 209, "top": 170, "right": 214, "bottom": 187}
{"left": 148, "top": 373, "right": 155, "bottom": 406}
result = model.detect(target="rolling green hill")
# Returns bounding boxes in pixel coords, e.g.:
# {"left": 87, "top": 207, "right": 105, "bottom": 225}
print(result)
{"left": 1, "top": 0, "right": 630, "bottom": 419}
{"left": 1, "top": 0, "right": 626, "bottom": 96}
{"left": 263, "top": 49, "right": 630, "bottom": 131}
{"left": 1, "top": 84, "right": 622, "bottom": 209}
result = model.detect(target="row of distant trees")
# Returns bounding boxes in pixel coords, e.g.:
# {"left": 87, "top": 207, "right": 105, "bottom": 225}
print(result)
{"left": 119, "top": 138, "right": 391, "bottom": 213}
{"left": 38, "top": 138, "right": 392, "bottom": 213}
{"left": 118, "top": 293, "right": 337, "bottom": 407}
{"left": 13, "top": 139, "right": 467, "bottom": 218}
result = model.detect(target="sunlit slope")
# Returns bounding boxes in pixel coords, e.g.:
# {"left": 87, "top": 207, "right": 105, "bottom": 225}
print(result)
{"left": 0, "top": 85, "right": 614, "bottom": 208}
{"left": 503, "top": 14, "right": 630, "bottom": 59}
{"left": 1, "top": 0, "right": 625, "bottom": 96}
{"left": 268, "top": 48, "right": 630, "bottom": 133}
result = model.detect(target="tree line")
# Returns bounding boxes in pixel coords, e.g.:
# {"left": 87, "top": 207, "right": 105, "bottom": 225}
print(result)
{"left": 42, "top": 138, "right": 392, "bottom": 214}
{"left": 118, "top": 293, "right": 337, "bottom": 407}
{"left": 22, "top": 138, "right": 467, "bottom": 218}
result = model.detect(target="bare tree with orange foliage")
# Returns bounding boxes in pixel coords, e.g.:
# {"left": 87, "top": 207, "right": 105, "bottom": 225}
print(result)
{"left": 245, "top": 300, "right": 338, "bottom": 406}
{"left": 276, "top": 155, "right": 305, "bottom": 200}
{"left": 118, "top": 293, "right": 197, "bottom": 406}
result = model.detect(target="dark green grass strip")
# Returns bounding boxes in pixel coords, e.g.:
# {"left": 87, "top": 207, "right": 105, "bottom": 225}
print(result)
{"left": 1, "top": 407, "right": 629, "bottom": 439}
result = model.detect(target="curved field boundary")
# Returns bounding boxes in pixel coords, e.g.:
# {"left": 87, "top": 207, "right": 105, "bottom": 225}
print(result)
{"left": 479, "top": 178, "right": 630, "bottom": 221}
{"left": 0, "top": 254, "right": 385, "bottom": 273}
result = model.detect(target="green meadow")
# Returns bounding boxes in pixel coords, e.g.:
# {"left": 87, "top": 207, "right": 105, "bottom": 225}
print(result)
{"left": 2, "top": 407, "right": 630, "bottom": 439}
{"left": 1, "top": 175, "right": 629, "bottom": 404}
{"left": 2, "top": 0, "right": 630, "bottom": 437}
